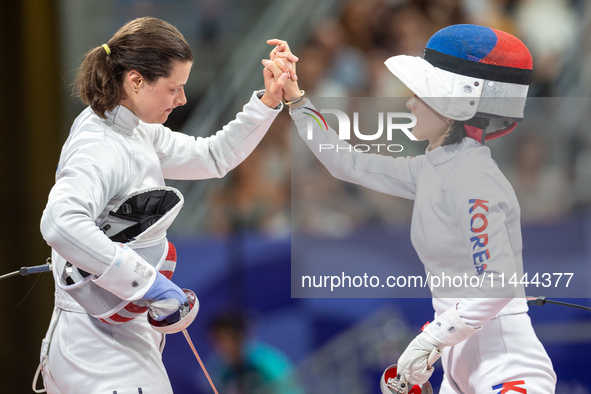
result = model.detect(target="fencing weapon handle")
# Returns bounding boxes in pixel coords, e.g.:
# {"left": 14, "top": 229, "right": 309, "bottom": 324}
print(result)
{"left": 182, "top": 329, "right": 220, "bottom": 394}
{"left": 0, "top": 261, "right": 52, "bottom": 281}
{"left": 426, "top": 347, "right": 442, "bottom": 370}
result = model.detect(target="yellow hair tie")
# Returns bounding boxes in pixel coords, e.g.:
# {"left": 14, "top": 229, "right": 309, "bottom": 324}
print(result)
{"left": 102, "top": 44, "right": 111, "bottom": 56}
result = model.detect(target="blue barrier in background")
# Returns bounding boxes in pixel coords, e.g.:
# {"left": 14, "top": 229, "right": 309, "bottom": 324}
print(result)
{"left": 165, "top": 210, "right": 591, "bottom": 393}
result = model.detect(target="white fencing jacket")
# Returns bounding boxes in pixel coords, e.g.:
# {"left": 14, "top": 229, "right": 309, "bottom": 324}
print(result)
{"left": 41, "top": 91, "right": 281, "bottom": 312}
{"left": 290, "top": 100, "right": 527, "bottom": 328}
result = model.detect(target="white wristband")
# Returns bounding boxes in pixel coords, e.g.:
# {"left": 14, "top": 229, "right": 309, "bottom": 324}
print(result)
{"left": 92, "top": 244, "right": 157, "bottom": 301}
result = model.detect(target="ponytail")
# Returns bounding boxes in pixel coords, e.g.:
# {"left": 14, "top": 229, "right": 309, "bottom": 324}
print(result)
{"left": 74, "top": 44, "right": 121, "bottom": 119}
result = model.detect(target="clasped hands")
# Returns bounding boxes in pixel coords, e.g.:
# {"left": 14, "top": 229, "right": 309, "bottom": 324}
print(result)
{"left": 260, "top": 39, "right": 303, "bottom": 109}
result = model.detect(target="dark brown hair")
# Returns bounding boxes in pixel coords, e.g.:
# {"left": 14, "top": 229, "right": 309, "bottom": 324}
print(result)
{"left": 442, "top": 116, "right": 493, "bottom": 146}
{"left": 441, "top": 121, "right": 467, "bottom": 146}
{"left": 74, "top": 17, "right": 193, "bottom": 118}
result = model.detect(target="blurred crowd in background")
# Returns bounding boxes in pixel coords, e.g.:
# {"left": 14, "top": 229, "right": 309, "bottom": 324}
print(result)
{"left": 54, "top": 0, "right": 591, "bottom": 237}
{"left": 195, "top": 0, "right": 591, "bottom": 238}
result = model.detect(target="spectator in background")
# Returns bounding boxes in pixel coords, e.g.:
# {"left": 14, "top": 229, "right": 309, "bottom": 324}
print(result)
{"left": 385, "top": 4, "right": 433, "bottom": 57}
{"left": 462, "top": 0, "right": 518, "bottom": 34}
{"left": 566, "top": 131, "right": 591, "bottom": 211}
{"left": 409, "top": 0, "right": 467, "bottom": 33}
{"left": 289, "top": 43, "right": 338, "bottom": 97}
{"left": 506, "top": 133, "right": 573, "bottom": 224}
{"left": 313, "top": 19, "right": 370, "bottom": 96}
{"left": 370, "top": 4, "right": 432, "bottom": 97}
{"left": 208, "top": 312, "right": 303, "bottom": 394}
{"left": 514, "top": 0, "right": 578, "bottom": 96}
{"left": 207, "top": 111, "right": 291, "bottom": 237}
{"left": 339, "top": 0, "right": 388, "bottom": 52}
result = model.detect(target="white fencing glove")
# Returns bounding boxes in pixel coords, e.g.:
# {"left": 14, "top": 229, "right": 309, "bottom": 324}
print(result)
{"left": 397, "top": 304, "right": 480, "bottom": 386}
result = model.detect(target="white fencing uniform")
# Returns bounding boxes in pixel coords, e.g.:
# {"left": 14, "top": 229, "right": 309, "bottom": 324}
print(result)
{"left": 290, "top": 100, "right": 556, "bottom": 394}
{"left": 38, "top": 91, "right": 282, "bottom": 394}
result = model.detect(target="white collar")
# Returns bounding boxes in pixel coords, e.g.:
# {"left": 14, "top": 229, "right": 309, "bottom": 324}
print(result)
{"left": 105, "top": 105, "right": 141, "bottom": 136}
{"left": 425, "top": 137, "right": 481, "bottom": 167}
